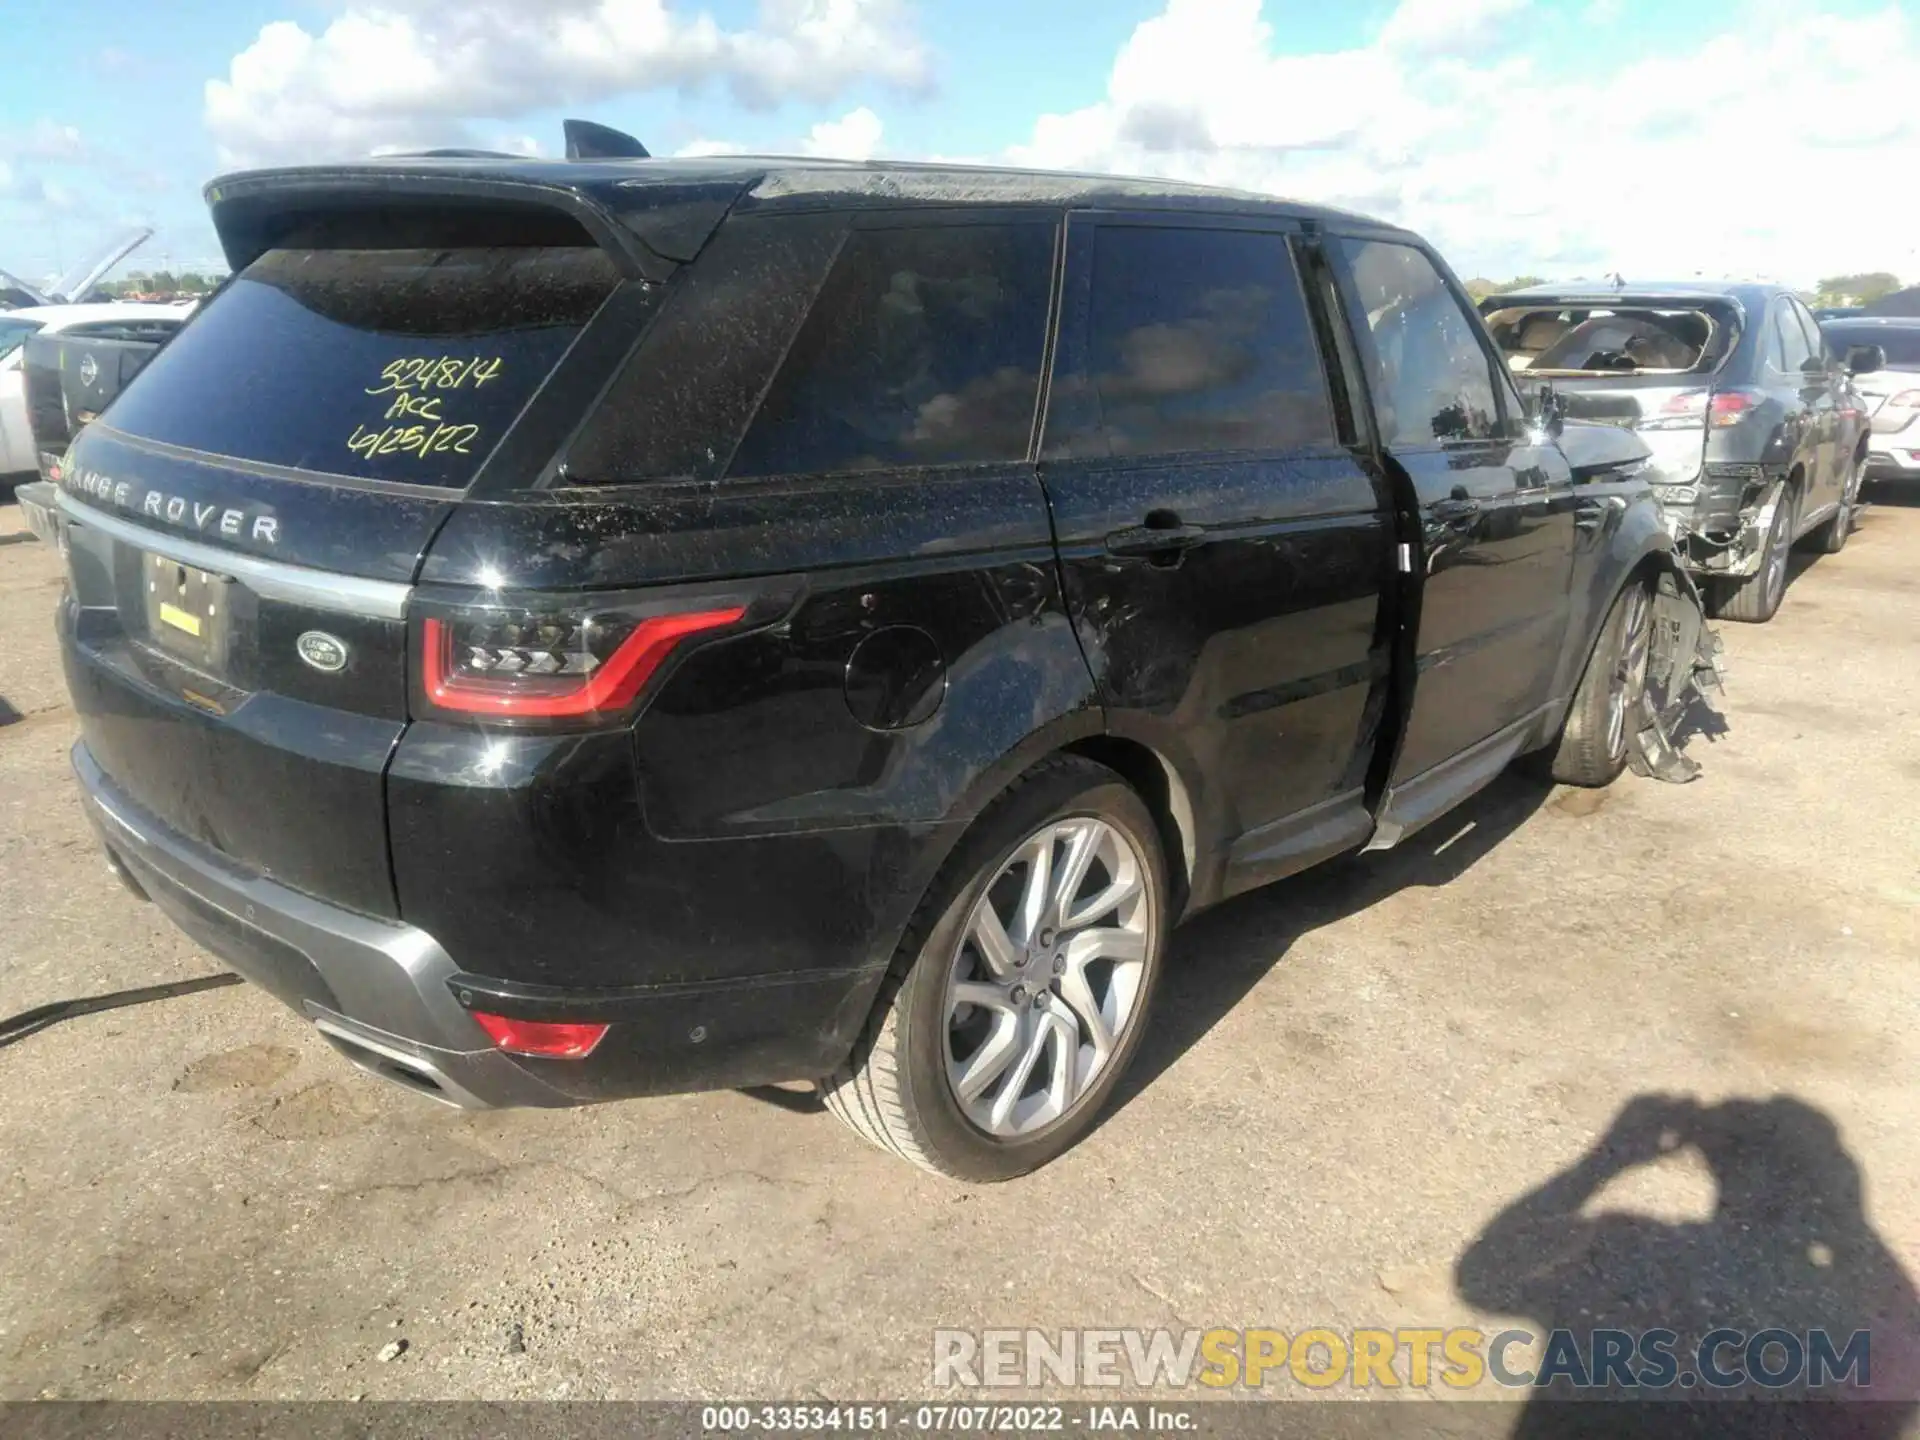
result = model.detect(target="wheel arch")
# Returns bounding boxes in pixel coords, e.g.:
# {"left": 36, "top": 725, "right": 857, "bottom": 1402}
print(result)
{"left": 1547, "top": 529, "right": 1683, "bottom": 741}
{"left": 1059, "top": 734, "right": 1196, "bottom": 918}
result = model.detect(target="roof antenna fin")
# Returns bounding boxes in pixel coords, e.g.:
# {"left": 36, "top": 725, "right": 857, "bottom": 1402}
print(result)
{"left": 564, "top": 119, "right": 650, "bottom": 160}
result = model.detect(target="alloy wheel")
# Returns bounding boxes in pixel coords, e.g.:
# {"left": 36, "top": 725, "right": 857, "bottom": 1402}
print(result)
{"left": 1604, "top": 584, "right": 1654, "bottom": 760}
{"left": 943, "top": 816, "right": 1154, "bottom": 1138}
{"left": 1763, "top": 496, "right": 1793, "bottom": 609}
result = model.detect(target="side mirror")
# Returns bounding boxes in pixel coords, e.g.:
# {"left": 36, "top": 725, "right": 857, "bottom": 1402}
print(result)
{"left": 1534, "top": 383, "right": 1568, "bottom": 437}
{"left": 1847, "top": 344, "right": 1885, "bottom": 377}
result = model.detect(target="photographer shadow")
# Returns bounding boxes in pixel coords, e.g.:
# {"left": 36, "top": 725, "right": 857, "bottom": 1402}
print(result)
{"left": 1455, "top": 1094, "right": 1920, "bottom": 1437}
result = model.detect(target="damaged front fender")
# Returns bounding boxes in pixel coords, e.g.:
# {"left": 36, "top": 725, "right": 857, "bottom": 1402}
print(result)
{"left": 1628, "top": 566, "right": 1726, "bottom": 783}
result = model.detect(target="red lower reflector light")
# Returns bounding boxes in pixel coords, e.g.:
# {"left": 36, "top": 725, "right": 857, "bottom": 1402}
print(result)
{"left": 471, "top": 1012, "right": 609, "bottom": 1059}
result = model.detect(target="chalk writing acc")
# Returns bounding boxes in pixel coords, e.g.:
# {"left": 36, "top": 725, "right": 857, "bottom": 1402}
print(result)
{"left": 348, "top": 355, "right": 503, "bottom": 466}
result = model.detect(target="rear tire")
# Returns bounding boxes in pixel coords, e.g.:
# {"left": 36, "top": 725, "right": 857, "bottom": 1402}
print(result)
{"left": 821, "top": 757, "right": 1169, "bottom": 1181}
{"left": 1814, "top": 452, "right": 1864, "bottom": 554}
{"left": 1546, "top": 578, "right": 1654, "bottom": 788}
{"left": 1710, "top": 484, "right": 1796, "bottom": 624}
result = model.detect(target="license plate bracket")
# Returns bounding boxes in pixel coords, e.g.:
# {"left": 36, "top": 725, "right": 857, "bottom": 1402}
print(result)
{"left": 142, "top": 552, "right": 233, "bottom": 672}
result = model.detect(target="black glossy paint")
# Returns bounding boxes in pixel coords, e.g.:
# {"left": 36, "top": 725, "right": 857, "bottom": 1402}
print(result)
{"left": 1038, "top": 214, "right": 1393, "bottom": 871}
{"left": 1323, "top": 230, "right": 1581, "bottom": 785}
{"left": 1386, "top": 436, "right": 1576, "bottom": 779}
{"left": 61, "top": 597, "right": 405, "bottom": 918}
{"left": 52, "top": 155, "right": 1688, "bottom": 1109}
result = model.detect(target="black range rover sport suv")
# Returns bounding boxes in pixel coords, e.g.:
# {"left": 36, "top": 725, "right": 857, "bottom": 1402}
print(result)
{"left": 38, "top": 146, "right": 1704, "bottom": 1179}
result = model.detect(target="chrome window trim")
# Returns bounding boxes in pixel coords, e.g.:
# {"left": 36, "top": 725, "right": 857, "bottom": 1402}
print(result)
{"left": 54, "top": 490, "right": 412, "bottom": 619}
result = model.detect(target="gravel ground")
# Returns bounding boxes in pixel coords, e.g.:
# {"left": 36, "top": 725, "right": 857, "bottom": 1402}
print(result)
{"left": 0, "top": 492, "right": 1916, "bottom": 1406}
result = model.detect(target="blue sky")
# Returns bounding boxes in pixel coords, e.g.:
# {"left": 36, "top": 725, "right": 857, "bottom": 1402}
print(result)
{"left": 3, "top": 0, "right": 1916, "bottom": 288}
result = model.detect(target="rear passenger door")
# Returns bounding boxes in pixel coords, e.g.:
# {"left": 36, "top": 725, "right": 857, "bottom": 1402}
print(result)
{"left": 1790, "top": 297, "right": 1844, "bottom": 513}
{"left": 1767, "top": 298, "right": 1829, "bottom": 509}
{"left": 1038, "top": 214, "right": 1394, "bottom": 887}
{"left": 1330, "top": 235, "right": 1577, "bottom": 788}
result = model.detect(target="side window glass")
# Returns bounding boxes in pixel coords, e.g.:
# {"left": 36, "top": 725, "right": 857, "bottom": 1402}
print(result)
{"left": 1042, "top": 225, "right": 1335, "bottom": 459}
{"left": 1764, "top": 308, "right": 1788, "bottom": 373}
{"left": 1774, "top": 304, "right": 1813, "bottom": 375}
{"left": 1793, "top": 301, "right": 1829, "bottom": 367}
{"left": 1336, "top": 239, "right": 1501, "bottom": 446}
{"left": 728, "top": 223, "right": 1054, "bottom": 478}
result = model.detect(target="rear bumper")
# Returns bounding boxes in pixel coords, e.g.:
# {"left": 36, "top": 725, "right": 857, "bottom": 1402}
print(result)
{"left": 74, "top": 742, "right": 571, "bottom": 1108}
{"left": 1863, "top": 437, "right": 1920, "bottom": 476}
{"left": 73, "top": 741, "right": 882, "bottom": 1108}
{"left": 14, "top": 480, "right": 58, "bottom": 544}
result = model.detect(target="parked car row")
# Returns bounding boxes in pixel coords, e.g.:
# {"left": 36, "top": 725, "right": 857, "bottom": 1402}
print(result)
{"left": 10, "top": 128, "right": 1817, "bottom": 1182}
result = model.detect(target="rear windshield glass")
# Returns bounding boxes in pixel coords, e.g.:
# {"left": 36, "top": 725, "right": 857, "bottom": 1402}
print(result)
{"left": 1822, "top": 323, "right": 1920, "bottom": 369}
{"left": 1483, "top": 303, "right": 1737, "bottom": 377}
{"left": 100, "top": 246, "right": 620, "bottom": 488}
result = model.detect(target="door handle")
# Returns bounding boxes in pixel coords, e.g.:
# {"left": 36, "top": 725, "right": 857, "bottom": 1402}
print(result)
{"left": 1105, "top": 518, "right": 1205, "bottom": 560}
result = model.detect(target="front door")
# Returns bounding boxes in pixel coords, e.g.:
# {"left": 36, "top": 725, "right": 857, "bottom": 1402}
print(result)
{"left": 1037, "top": 214, "right": 1393, "bottom": 875}
{"left": 1329, "top": 235, "right": 1577, "bottom": 786}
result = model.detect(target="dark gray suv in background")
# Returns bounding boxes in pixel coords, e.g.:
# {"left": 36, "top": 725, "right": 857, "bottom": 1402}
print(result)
{"left": 1483, "top": 283, "right": 1880, "bottom": 623}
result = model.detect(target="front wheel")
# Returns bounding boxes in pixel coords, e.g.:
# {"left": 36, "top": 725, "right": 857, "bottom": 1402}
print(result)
{"left": 1545, "top": 578, "right": 1654, "bottom": 788}
{"left": 821, "top": 757, "right": 1168, "bottom": 1181}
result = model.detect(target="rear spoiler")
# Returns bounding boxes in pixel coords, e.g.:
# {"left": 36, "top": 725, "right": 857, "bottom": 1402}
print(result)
{"left": 204, "top": 167, "right": 746, "bottom": 282}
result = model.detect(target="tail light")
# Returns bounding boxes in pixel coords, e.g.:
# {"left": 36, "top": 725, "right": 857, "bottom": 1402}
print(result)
{"left": 1640, "top": 389, "right": 1763, "bottom": 431}
{"left": 1639, "top": 390, "right": 1707, "bottom": 431}
{"left": 412, "top": 593, "right": 748, "bottom": 726}
{"left": 1707, "top": 390, "right": 1763, "bottom": 427}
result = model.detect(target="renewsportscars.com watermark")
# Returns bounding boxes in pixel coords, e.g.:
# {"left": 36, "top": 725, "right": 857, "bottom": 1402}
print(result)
{"left": 932, "top": 1327, "right": 1875, "bottom": 1392}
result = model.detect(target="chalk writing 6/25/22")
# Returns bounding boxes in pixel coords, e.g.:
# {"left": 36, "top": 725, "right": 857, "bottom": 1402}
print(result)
{"left": 347, "top": 421, "right": 480, "bottom": 461}
{"left": 365, "top": 356, "right": 504, "bottom": 395}
{"left": 351, "top": 354, "right": 502, "bottom": 463}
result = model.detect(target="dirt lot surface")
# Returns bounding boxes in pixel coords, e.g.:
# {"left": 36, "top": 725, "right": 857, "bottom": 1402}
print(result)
{"left": 1, "top": 493, "right": 1916, "bottom": 1406}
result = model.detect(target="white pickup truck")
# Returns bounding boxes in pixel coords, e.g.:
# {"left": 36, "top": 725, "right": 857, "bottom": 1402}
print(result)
{"left": 1, "top": 227, "right": 197, "bottom": 482}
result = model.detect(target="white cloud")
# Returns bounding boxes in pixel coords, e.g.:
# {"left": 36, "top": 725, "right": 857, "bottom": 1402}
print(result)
{"left": 193, "top": 0, "right": 1920, "bottom": 286}
{"left": 802, "top": 106, "right": 883, "bottom": 159}
{"left": 1003, "top": 0, "right": 1920, "bottom": 285}
{"left": 1379, "top": 0, "right": 1530, "bottom": 56}
{"left": 0, "top": 120, "right": 89, "bottom": 164}
{"left": 205, "top": 0, "right": 929, "bottom": 168}
{"left": 674, "top": 138, "right": 750, "bottom": 158}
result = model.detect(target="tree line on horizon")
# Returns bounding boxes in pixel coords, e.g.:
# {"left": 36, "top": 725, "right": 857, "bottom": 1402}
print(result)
{"left": 97, "top": 271, "right": 223, "bottom": 299}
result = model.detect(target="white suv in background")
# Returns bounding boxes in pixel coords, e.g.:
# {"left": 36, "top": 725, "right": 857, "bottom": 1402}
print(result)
{"left": 1821, "top": 316, "right": 1920, "bottom": 485}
